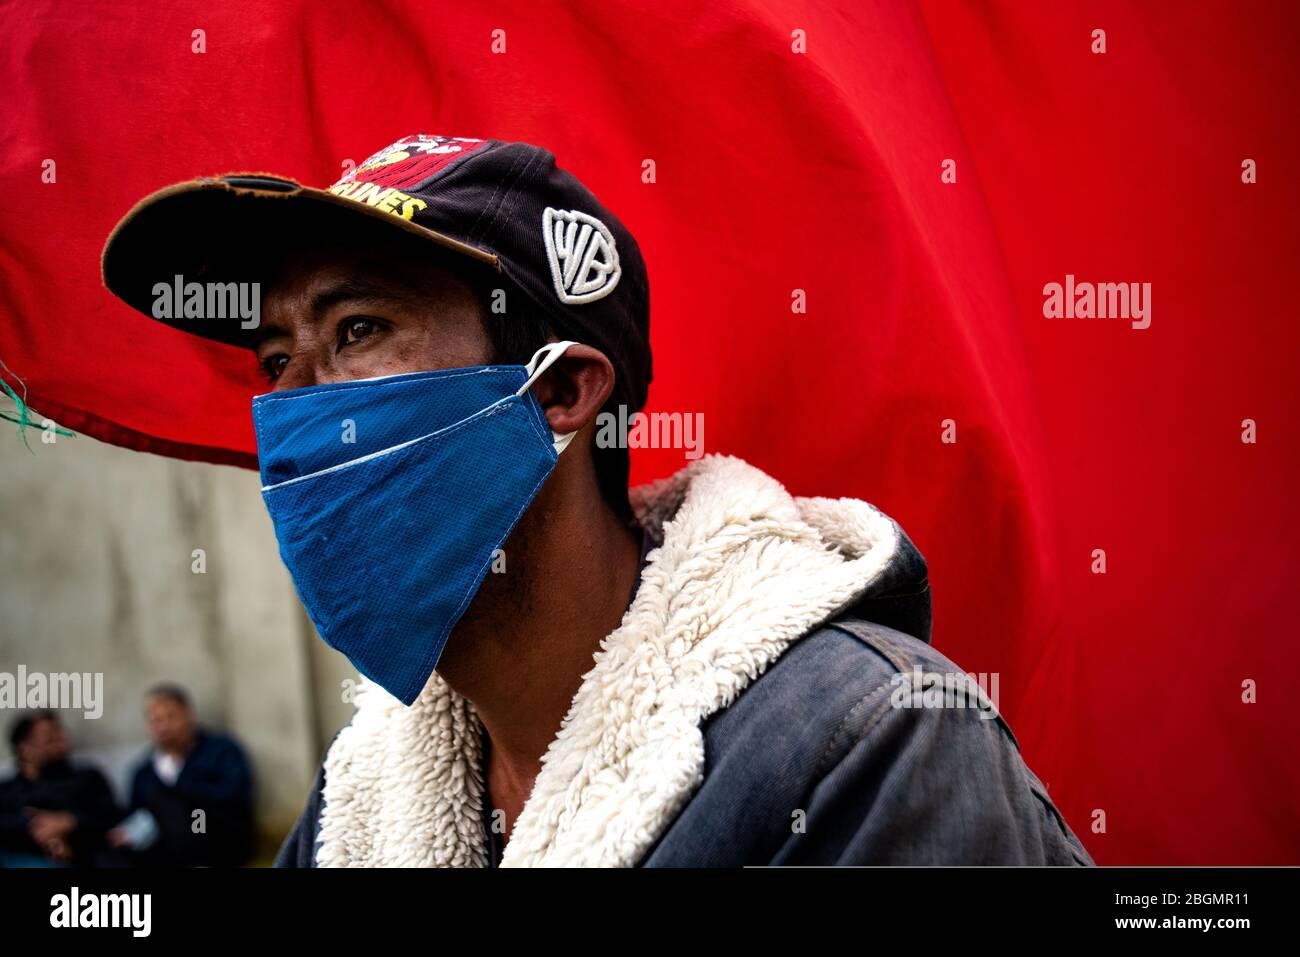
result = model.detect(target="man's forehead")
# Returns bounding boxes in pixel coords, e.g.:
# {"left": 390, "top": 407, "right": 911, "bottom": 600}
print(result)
{"left": 264, "top": 241, "right": 468, "bottom": 305}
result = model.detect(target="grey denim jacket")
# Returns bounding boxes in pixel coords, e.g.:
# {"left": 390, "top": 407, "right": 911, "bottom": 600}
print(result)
{"left": 277, "top": 532, "right": 1093, "bottom": 867}
{"left": 276, "top": 456, "right": 1094, "bottom": 867}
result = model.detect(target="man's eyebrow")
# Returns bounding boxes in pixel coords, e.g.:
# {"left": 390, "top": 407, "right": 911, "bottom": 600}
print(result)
{"left": 252, "top": 269, "right": 436, "bottom": 348}
{"left": 309, "top": 276, "right": 419, "bottom": 315}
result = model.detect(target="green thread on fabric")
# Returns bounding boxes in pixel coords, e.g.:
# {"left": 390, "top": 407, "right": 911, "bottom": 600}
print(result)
{"left": 0, "top": 358, "right": 75, "bottom": 454}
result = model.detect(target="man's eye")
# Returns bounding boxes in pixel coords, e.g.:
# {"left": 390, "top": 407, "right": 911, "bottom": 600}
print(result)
{"left": 340, "top": 317, "right": 379, "bottom": 347}
{"left": 261, "top": 355, "right": 289, "bottom": 381}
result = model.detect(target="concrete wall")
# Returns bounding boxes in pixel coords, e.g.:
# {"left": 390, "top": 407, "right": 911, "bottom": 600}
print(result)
{"left": 0, "top": 428, "right": 357, "bottom": 858}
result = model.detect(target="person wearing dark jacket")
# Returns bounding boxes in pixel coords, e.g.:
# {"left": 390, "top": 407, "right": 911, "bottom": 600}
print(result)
{"left": 275, "top": 470, "right": 1092, "bottom": 867}
{"left": 0, "top": 711, "right": 125, "bottom": 867}
{"left": 111, "top": 685, "right": 255, "bottom": 867}
{"left": 102, "top": 133, "right": 1094, "bottom": 867}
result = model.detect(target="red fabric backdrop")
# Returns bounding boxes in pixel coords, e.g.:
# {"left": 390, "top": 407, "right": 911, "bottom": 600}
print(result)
{"left": 1, "top": 1, "right": 1295, "bottom": 863}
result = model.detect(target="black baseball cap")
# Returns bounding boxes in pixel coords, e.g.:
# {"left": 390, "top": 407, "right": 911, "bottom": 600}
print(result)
{"left": 101, "top": 134, "right": 652, "bottom": 411}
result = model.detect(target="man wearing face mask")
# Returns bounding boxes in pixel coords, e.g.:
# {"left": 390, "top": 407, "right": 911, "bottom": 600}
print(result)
{"left": 101, "top": 134, "right": 1093, "bottom": 867}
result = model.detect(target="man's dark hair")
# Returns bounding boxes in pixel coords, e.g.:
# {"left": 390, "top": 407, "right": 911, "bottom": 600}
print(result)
{"left": 460, "top": 261, "right": 636, "bottom": 527}
{"left": 144, "top": 682, "right": 192, "bottom": 710}
{"left": 9, "top": 710, "right": 57, "bottom": 758}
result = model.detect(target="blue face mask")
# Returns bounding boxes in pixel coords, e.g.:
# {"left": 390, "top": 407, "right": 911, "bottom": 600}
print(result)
{"left": 252, "top": 341, "right": 579, "bottom": 705}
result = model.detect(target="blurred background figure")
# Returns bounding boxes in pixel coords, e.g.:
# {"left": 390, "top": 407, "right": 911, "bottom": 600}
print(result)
{"left": 108, "top": 684, "right": 255, "bottom": 867}
{"left": 0, "top": 711, "right": 126, "bottom": 867}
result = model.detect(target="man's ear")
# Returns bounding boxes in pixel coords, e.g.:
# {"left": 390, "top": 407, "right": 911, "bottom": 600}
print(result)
{"left": 531, "top": 344, "right": 616, "bottom": 436}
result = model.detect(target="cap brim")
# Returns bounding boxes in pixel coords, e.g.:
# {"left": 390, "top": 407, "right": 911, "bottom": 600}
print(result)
{"left": 101, "top": 174, "right": 499, "bottom": 348}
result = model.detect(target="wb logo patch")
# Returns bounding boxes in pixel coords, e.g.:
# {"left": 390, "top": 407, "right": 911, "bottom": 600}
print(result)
{"left": 542, "top": 207, "right": 621, "bottom": 304}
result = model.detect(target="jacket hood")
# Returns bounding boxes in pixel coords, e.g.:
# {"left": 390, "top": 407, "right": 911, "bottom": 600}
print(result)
{"left": 316, "top": 454, "right": 928, "bottom": 867}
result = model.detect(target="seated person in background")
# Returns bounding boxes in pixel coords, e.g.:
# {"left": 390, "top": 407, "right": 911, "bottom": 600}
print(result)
{"left": 109, "top": 684, "right": 255, "bottom": 867}
{"left": 0, "top": 711, "right": 125, "bottom": 867}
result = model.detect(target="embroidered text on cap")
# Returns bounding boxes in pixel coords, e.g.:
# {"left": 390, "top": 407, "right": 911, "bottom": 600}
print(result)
{"left": 542, "top": 207, "right": 621, "bottom": 304}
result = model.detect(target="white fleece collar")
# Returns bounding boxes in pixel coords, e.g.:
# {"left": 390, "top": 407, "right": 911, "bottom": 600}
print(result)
{"left": 316, "top": 454, "right": 899, "bottom": 867}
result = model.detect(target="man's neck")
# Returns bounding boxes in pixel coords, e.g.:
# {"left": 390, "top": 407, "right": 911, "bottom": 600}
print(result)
{"left": 161, "top": 731, "right": 197, "bottom": 760}
{"left": 433, "top": 485, "right": 642, "bottom": 833}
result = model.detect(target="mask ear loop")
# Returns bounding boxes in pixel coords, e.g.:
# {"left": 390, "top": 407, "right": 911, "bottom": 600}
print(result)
{"left": 516, "top": 341, "right": 580, "bottom": 455}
